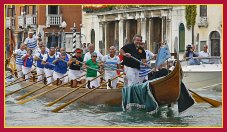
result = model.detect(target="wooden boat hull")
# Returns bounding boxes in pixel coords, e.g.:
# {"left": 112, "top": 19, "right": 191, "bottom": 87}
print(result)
{"left": 15, "top": 82, "right": 122, "bottom": 106}
{"left": 11, "top": 61, "right": 180, "bottom": 107}
{"left": 149, "top": 61, "right": 181, "bottom": 105}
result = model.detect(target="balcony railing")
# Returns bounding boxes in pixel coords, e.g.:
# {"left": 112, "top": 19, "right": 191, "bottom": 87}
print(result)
{"left": 46, "top": 14, "right": 62, "bottom": 27}
{"left": 18, "top": 16, "right": 25, "bottom": 28}
{"left": 6, "top": 17, "right": 10, "bottom": 28}
{"left": 5, "top": 17, "right": 15, "bottom": 29}
{"left": 198, "top": 17, "right": 208, "bottom": 27}
{"left": 26, "top": 15, "right": 37, "bottom": 27}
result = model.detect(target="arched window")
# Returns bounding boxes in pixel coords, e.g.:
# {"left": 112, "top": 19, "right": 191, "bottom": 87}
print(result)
{"left": 179, "top": 23, "right": 185, "bottom": 52}
{"left": 91, "top": 29, "right": 95, "bottom": 44}
{"left": 210, "top": 31, "right": 220, "bottom": 56}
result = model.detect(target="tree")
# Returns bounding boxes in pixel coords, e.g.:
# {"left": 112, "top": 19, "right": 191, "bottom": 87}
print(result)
{"left": 185, "top": 5, "right": 197, "bottom": 44}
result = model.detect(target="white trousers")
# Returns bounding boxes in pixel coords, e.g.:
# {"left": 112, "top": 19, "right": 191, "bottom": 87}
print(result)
{"left": 36, "top": 67, "right": 44, "bottom": 81}
{"left": 22, "top": 66, "right": 31, "bottom": 82}
{"left": 68, "top": 69, "right": 85, "bottom": 81}
{"left": 105, "top": 70, "right": 118, "bottom": 89}
{"left": 16, "top": 64, "right": 23, "bottom": 78}
{"left": 124, "top": 66, "right": 139, "bottom": 86}
{"left": 44, "top": 68, "right": 54, "bottom": 84}
{"left": 53, "top": 71, "right": 68, "bottom": 83}
{"left": 86, "top": 77, "right": 100, "bottom": 88}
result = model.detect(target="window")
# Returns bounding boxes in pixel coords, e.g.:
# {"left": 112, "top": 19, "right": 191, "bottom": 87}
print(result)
{"left": 179, "top": 23, "right": 185, "bottom": 52}
{"left": 32, "top": 5, "right": 36, "bottom": 15}
{"left": 24, "top": 5, "right": 29, "bottom": 15}
{"left": 200, "top": 5, "right": 207, "bottom": 17}
{"left": 48, "top": 5, "right": 58, "bottom": 14}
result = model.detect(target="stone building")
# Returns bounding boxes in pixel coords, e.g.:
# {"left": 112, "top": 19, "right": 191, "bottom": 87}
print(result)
{"left": 81, "top": 5, "right": 222, "bottom": 58}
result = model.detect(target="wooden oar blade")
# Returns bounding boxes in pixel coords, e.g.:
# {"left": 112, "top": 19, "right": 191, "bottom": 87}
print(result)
{"left": 192, "top": 93, "right": 222, "bottom": 107}
{"left": 190, "top": 90, "right": 222, "bottom": 107}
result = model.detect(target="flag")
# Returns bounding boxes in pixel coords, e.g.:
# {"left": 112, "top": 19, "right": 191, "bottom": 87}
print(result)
{"left": 155, "top": 44, "right": 171, "bottom": 68}
{"left": 9, "top": 29, "right": 16, "bottom": 57}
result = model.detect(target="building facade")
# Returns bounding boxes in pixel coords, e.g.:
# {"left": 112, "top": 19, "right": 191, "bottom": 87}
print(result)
{"left": 5, "top": 5, "right": 82, "bottom": 53}
{"left": 81, "top": 5, "right": 222, "bottom": 59}
{"left": 5, "top": 5, "right": 222, "bottom": 59}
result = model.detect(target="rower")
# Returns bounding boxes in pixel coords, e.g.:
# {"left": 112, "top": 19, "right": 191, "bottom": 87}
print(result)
{"left": 21, "top": 49, "right": 34, "bottom": 82}
{"left": 57, "top": 47, "right": 71, "bottom": 83}
{"left": 23, "top": 30, "right": 38, "bottom": 55}
{"left": 101, "top": 46, "right": 121, "bottom": 89}
{"left": 52, "top": 51, "right": 68, "bottom": 85}
{"left": 68, "top": 48, "right": 85, "bottom": 88}
{"left": 13, "top": 44, "right": 27, "bottom": 78}
{"left": 34, "top": 46, "right": 47, "bottom": 82}
{"left": 84, "top": 52, "right": 102, "bottom": 88}
{"left": 42, "top": 47, "right": 56, "bottom": 85}
{"left": 138, "top": 42, "right": 156, "bottom": 83}
{"left": 35, "top": 41, "right": 49, "bottom": 53}
{"left": 120, "top": 34, "right": 147, "bottom": 86}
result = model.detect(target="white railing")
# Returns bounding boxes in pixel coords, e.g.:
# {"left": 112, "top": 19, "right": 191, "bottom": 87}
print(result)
{"left": 18, "top": 16, "right": 25, "bottom": 28}
{"left": 6, "top": 17, "right": 15, "bottom": 29}
{"left": 6, "top": 17, "right": 10, "bottom": 28}
{"left": 46, "top": 14, "right": 62, "bottom": 27}
{"left": 26, "top": 15, "right": 37, "bottom": 27}
{"left": 198, "top": 17, "right": 208, "bottom": 27}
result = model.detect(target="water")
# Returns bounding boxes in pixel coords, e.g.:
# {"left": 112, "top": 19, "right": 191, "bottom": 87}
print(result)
{"left": 5, "top": 84, "right": 222, "bottom": 127}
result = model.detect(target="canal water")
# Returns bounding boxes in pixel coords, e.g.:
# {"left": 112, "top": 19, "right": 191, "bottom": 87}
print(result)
{"left": 5, "top": 84, "right": 222, "bottom": 127}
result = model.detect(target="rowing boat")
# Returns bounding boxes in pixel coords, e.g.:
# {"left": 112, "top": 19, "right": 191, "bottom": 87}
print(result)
{"left": 8, "top": 61, "right": 180, "bottom": 107}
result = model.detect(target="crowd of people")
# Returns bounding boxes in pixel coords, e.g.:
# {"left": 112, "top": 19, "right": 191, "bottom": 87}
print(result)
{"left": 10, "top": 31, "right": 183, "bottom": 88}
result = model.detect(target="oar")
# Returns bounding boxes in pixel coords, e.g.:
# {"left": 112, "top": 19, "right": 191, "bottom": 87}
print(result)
{"left": 188, "top": 89, "right": 222, "bottom": 107}
{"left": 45, "top": 73, "right": 104, "bottom": 107}
{"left": 6, "top": 73, "right": 44, "bottom": 87}
{"left": 130, "top": 56, "right": 153, "bottom": 69}
{"left": 15, "top": 74, "right": 67, "bottom": 101}
{"left": 17, "top": 81, "right": 69, "bottom": 105}
{"left": 6, "top": 68, "right": 36, "bottom": 87}
{"left": 51, "top": 73, "right": 122, "bottom": 113}
{"left": 5, "top": 75, "right": 52, "bottom": 97}
{"left": 73, "top": 58, "right": 101, "bottom": 71}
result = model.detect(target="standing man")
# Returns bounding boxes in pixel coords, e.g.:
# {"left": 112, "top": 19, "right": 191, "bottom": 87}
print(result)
{"left": 83, "top": 43, "right": 103, "bottom": 63}
{"left": 13, "top": 44, "right": 27, "bottom": 78}
{"left": 101, "top": 46, "right": 121, "bottom": 89}
{"left": 58, "top": 47, "right": 71, "bottom": 61}
{"left": 52, "top": 52, "right": 68, "bottom": 84}
{"left": 34, "top": 46, "right": 47, "bottom": 81}
{"left": 42, "top": 47, "right": 56, "bottom": 85}
{"left": 68, "top": 48, "right": 85, "bottom": 87}
{"left": 21, "top": 49, "right": 34, "bottom": 82}
{"left": 120, "top": 34, "right": 147, "bottom": 86}
{"left": 36, "top": 41, "right": 49, "bottom": 53}
{"left": 82, "top": 43, "right": 89, "bottom": 54}
{"left": 139, "top": 42, "right": 156, "bottom": 83}
{"left": 24, "top": 30, "right": 38, "bottom": 55}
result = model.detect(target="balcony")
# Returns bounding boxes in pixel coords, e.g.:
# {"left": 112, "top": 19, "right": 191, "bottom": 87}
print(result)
{"left": 18, "top": 16, "right": 25, "bottom": 28}
{"left": 46, "top": 14, "right": 62, "bottom": 27}
{"left": 6, "top": 17, "right": 10, "bottom": 28}
{"left": 26, "top": 15, "right": 37, "bottom": 28}
{"left": 198, "top": 17, "right": 208, "bottom": 27}
{"left": 5, "top": 17, "right": 15, "bottom": 29}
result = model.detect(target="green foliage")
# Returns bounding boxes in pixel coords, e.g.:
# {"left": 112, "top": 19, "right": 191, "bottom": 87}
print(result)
{"left": 185, "top": 5, "right": 197, "bottom": 30}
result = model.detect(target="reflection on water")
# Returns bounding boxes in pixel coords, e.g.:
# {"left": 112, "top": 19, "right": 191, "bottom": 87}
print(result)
{"left": 5, "top": 85, "right": 222, "bottom": 127}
